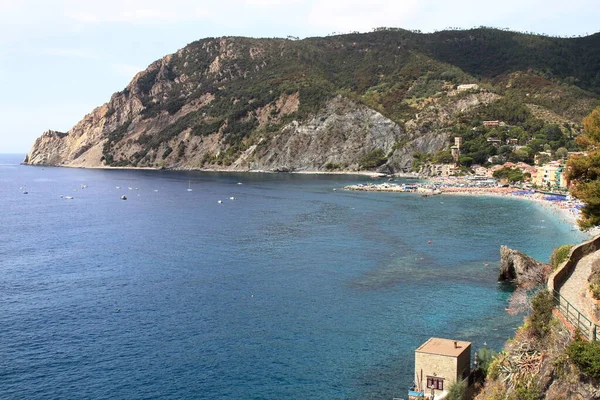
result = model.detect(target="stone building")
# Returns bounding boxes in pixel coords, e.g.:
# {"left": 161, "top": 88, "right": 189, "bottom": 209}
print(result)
{"left": 409, "top": 337, "right": 471, "bottom": 400}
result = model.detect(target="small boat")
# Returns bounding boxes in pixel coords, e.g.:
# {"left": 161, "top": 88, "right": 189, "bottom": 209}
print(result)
{"left": 64, "top": 196, "right": 73, "bottom": 200}
{"left": 237, "top": 182, "right": 243, "bottom": 185}
{"left": 187, "top": 180, "right": 192, "bottom": 192}
{"left": 116, "top": 186, "right": 120, "bottom": 189}
{"left": 229, "top": 196, "right": 235, "bottom": 200}
{"left": 217, "top": 200, "right": 222, "bottom": 204}
{"left": 121, "top": 195, "right": 127, "bottom": 200}
{"left": 81, "top": 184, "right": 88, "bottom": 189}
{"left": 23, "top": 190, "right": 28, "bottom": 194}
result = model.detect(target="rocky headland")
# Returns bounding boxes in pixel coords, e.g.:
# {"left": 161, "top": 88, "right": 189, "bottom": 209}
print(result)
{"left": 23, "top": 29, "right": 600, "bottom": 174}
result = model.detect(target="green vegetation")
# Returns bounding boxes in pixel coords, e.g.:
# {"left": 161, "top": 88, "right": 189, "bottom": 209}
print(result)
{"left": 99, "top": 29, "right": 600, "bottom": 167}
{"left": 567, "top": 339, "right": 600, "bottom": 379}
{"left": 590, "top": 279, "right": 600, "bottom": 300}
{"left": 358, "top": 148, "right": 388, "bottom": 170}
{"left": 528, "top": 290, "right": 554, "bottom": 338}
{"left": 567, "top": 106, "right": 600, "bottom": 229}
{"left": 486, "top": 352, "right": 507, "bottom": 380}
{"left": 102, "top": 120, "right": 132, "bottom": 165}
{"left": 549, "top": 244, "right": 574, "bottom": 269}
{"left": 446, "top": 379, "right": 467, "bottom": 400}
{"left": 493, "top": 167, "right": 524, "bottom": 182}
{"left": 476, "top": 347, "right": 499, "bottom": 377}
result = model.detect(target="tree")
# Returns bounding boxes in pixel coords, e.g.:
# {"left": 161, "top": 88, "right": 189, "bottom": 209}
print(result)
{"left": 567, "top": 107, "right": 600, "bottom": 229}
{"left": 446, "top": 379, "right": 466, "bottom": 400}
{"left": 555, "top": 147, "right": 568, "bottom": 160}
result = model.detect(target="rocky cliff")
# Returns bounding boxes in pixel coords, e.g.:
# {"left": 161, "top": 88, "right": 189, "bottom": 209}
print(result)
{"left": 499, "top": 245, "right": 552, "bottom": 288}
{"left": 24, "top": 29, "right": 600, "bottom": 172}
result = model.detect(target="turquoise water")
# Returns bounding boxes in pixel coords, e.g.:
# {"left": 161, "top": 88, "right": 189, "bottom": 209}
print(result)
{"left": 0, "top": 154, "right": 588, "bottom": 399}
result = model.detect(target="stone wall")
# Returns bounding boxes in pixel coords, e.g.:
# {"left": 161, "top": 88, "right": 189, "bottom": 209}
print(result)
{"left": 548, "top": 234, "right": 600, "bottom": 292}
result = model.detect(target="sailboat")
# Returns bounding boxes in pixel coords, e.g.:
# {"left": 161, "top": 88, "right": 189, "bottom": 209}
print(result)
{"left": 187, "top": 180, "right": 193, "bottom": 192}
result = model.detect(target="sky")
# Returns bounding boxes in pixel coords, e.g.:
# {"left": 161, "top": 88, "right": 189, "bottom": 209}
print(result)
{"left": 1, "top": 0, "right": 599, "bottom": 153}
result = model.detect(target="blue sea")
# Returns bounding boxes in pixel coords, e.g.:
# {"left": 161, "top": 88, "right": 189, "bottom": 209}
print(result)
{"left": 0, "top": 154, "right": 588, "bottom": 399}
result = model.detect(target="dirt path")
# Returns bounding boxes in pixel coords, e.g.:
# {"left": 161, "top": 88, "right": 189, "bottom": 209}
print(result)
{"left": 558, "top": 251, "right": 600, "bottom": 324}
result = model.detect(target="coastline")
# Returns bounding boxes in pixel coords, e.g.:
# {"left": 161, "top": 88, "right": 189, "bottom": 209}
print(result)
{"left": 344, "top": 181, "right": 598, "bottom": 236}
{"left": 22, "top": 162, "right": 387, "bottom": 178}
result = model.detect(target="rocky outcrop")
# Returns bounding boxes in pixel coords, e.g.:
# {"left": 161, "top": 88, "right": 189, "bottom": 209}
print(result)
{"left": 499, "top": 246, "right": 552, "bottom": 288}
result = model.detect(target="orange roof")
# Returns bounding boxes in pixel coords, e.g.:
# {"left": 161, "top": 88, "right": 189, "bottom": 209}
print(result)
{"left": 416, "top": 337, "right": 471, "bottom": 358}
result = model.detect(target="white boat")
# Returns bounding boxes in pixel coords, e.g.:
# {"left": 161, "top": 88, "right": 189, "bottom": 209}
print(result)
{"left": 64, "top": 196, "right": 73, "bottom": 200}
{"left": 217, "top": 200, "right": 222, "bottom": 204}
{"left": 187, "top": 180, "right": 193, "bottom": 192}
{"left": 229, "top": 196, "right": 235, "bottom": 200}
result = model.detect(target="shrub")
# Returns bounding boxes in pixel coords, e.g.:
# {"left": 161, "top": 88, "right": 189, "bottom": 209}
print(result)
{"left": 359, "top": 148, "right": 388, "bottom": 169}
{"left": 528, "top": 289, "right": 554, "bottom": 338}
{"left": 446, "top": 379, "right": 466, "bottom": 400}
{"left": 487, "top": 352, "right": 507, "bottom": 380}
{"left": 567, "top": 339, "right": 600, "bottom": 379}
{"left": 509, "top": 380, "right": 541, "bottom": 400}
{"left": 590, "top": 280, "right": 600, "bottom": 300}
{"left": 476, "top": 347, "right": 498, "bottom": 377}
{"left": 549, "top": 244, "right": 574, "bottom": 269}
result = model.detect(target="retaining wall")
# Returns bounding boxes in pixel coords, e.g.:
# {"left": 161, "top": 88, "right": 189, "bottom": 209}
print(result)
{"left": 548, "top": 234, "right": 600, "bottom": 292}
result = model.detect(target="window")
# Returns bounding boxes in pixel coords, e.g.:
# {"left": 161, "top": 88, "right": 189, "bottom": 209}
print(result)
{"left": 426, "top": 376, "right": 444, "bottom": 391}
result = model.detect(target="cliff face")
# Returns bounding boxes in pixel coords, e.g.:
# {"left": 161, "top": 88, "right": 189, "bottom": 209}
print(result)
{"left": 499, "top": 245, "right": 552, "bottom": 288}
{"left": 24, "top": 30, "right": 600, "bottom": 172}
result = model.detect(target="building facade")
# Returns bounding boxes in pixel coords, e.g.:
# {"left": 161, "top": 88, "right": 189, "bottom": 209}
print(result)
{"left": 410, "top": 337, "right": 471, "bottom": 400}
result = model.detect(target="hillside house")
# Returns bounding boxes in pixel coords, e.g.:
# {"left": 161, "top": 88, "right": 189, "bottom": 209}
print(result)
{"left": 486, "top": 137, "right": 502, "bottom": 147}
{"left": 483, "top": 120, "right": 500, "bottom": 127}
{"left": 409, "top": 338, "right": 472, "bottom": 400}
{"left": 457, "top": 84, "right": 479, "bottom": 92}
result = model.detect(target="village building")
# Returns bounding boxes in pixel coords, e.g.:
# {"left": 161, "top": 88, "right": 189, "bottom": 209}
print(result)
{"left": 409, "top": 337, "right": 472, "bottom": 400}
{"left": 483, "top": 120, "right": 500, "bottom": 127}
{"left": 456, "top": 84, "right": 479, "bottom": 92}
{"left": 486, "top": 137, "right": 502, "bottom": 147}
{"left": 534, "top": 161, "right": 567, "bottom": 189}
{"left": 429, "top": 164, "right": 460, "bottom": 177}
{"left": 473, "top": 165, "right": 492, "bottom": 177}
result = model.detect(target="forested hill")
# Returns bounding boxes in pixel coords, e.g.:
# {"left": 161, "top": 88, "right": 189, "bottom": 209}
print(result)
{"left": 24, "top": 28, "right": 600, "bottom": 173}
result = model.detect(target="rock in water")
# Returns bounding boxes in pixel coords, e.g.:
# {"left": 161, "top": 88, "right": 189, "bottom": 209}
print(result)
{"left": 498, "top": 245, "right": 551, "bottom": 288}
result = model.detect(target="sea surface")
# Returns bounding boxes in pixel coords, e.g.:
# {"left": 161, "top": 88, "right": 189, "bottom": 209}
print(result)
{"left": 0, "top": 154, "right": 589, "bottom": 399}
